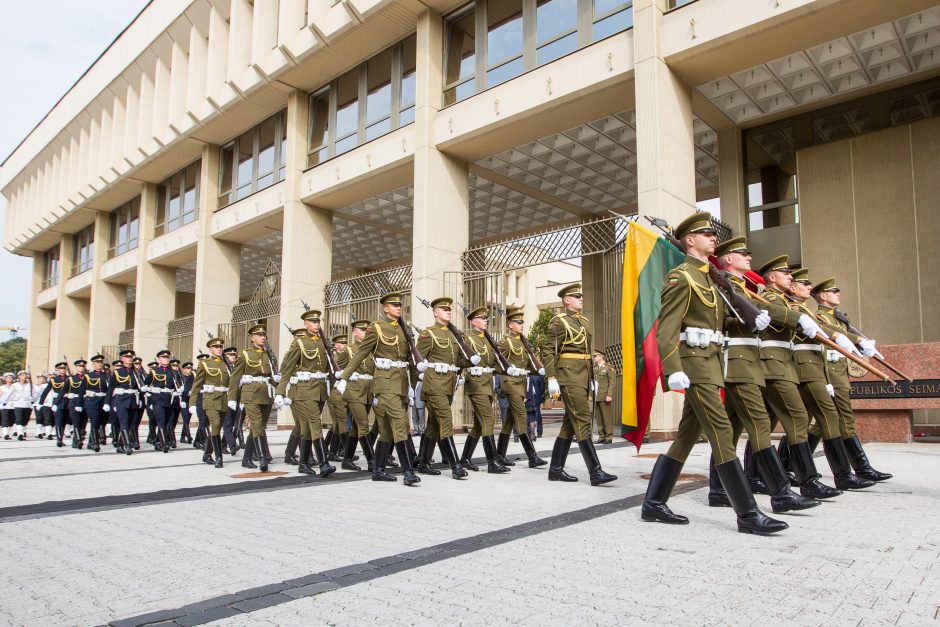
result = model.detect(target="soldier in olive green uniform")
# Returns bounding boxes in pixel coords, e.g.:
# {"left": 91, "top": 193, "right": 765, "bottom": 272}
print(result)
{"left": 281, "top": 329, "right": 307, "bottom": 466}
{"left": 274, "top": 311, "right": 336, "bottom": 478}
{"left": 325, "top": 334, "right": 350, "bottom": 463}
{"left": 190, "top": 337, "right": 230, "bottom": 468}
{"left": 227, "top": 324, "right": 277, "bottom": 472}
{"left": 496, "top": 308, "right": 547, "bottom": 469}
{"left": 458, "top": 306, "right": 509, "bottom": 474}
{"left": 642, "top": 212, "right": 786, "bottom": 535}
{"left": 540, "top": 284, "right": 617, "bottom": 486}
{"left": 705, "top": 237, "right": 820, "bottom": 513}
{"left": 340, "top": 320, "right": 376, "bottom": 471}
{"left": 787, "top": 277, "right": 874, "bottom": 491}
{"left": 592, "top": 351, "right": 614, "bottom": 444}
{"left": 337, "top": 291, "right": 420, "bottom": 485}
{"left": 809, "top": 279, "right": 891, "bottom": 482}
{"left": 415, "top": 297, "right": 478, "bottom": 479}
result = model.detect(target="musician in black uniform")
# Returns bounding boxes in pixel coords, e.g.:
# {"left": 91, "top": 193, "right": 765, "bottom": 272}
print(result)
{"left": 67, "top": 359, "right": 88, "bottom": 449}
{"left": 179, "top": 361, "right": 194, "bottom": 444}
{"left": 145, "top": 350, "right": 179, "bottom": 453}
{"left": 168, "top": 358, "right": 183, "bottom": 447}
{"left": 82, "top": 355, "right": 110, "bottom": 452}
{"left": 39, "top": 363, "right": 70, "bottom": 447}
{"left": 105, "top": 349, "right": 141, "bottom": 455}
{"left": 220, "top": 346, "right": 240, "bottom": 455}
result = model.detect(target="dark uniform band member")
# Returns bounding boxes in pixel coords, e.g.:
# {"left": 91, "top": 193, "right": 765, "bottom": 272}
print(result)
{"left": 190, "top": 338, "right": 230, "bottom": 468}
{"left": 540, "top": 283, "right": 617, "bottom": 486}
{"left": 641, "top": 212, "right": 785, "bottom": 534}
{"left": 229, "top": 324, "right": 278, "bottom": 472}
{"left": 219, "top": 346, "right": 240, "bottom": 455}
{"left": 145, "top": 350, "right": 179, "bottom": 453}
{"left": 67, "top": 359, "right": 88, "bottom": 449}
{"left": 40, "top": 362, "right": 71, "bottom": 447}
{"left": 337, "top": 291, "right": 420, "bottom": 486}
{"left": 104, "top": 349, "right": 141, "bottom": 455}
{"left": 83, "top": 355, "right": 109, "bottom": 452}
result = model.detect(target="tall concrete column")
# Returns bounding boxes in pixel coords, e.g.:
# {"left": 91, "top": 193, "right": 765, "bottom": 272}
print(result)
{"left": 634, "top": 0, "right": 697, "bottom": 438}
{"left": 192, "top": 144, "right": 241, "bottom": 352}
{"left": 718, "top": 127, "right": 747, "bottom": 236}
{"left": 88, "top": 211, "right": 127, "bottom": 355}
{"left": 412, "top": 9, "right": 470, "bottom": 328}
{"left": 56, "top": 234, "right": 90, "bottom": 361}
{"left": 27, "top": 255, "right": 52, "bottom": 371}
{"left": 133, "top": 184, "right": 177, "bottom": 359}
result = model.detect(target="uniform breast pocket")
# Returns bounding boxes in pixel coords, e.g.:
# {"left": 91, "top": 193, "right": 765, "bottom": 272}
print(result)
{"left": 795, "top": 351, "right": 822, "bottom": 367}
{"left": 728, "top": 351, "right": 754, "bottom": 363}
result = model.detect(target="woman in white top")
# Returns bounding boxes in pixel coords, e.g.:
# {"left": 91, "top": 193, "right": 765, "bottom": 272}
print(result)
{"left": 0, "top": 373, "right": 14, "bottom": 439}
{"left": 3, "top": 371, "right": 37, "bottom": 441}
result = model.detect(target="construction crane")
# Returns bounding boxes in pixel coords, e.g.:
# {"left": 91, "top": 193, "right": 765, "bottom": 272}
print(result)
{"left": 0, "top": 326, "right": 26, "bottom": 339}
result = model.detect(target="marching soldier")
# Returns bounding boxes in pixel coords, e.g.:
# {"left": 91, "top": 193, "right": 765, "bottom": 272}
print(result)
{"left": 168, "top": 358, "right": 183, "bottom": 448}
{"left": 459, "top": 306, "right": 509, "bottom": 474}
{"left": 67, "top": 359, "right": 88, "bottom": 449}
{"left": 336, "top": 291, "right": 420, "bottom": 485}
{"left": 415, "top": 297, "right": 478, "bottom": 480}
{"left": 592, "top": 351, "right": 614, "bottom": 445}
{"left": 340, "top": 320, "right": 376, "bottom": 471}
{"left": 40, "top": 362, "right": 70, "bottom": 446}
{"left": 273, "top": 313, "right": 334, "bottom": 477}
{"left": 220, "top": 346, "right": 240, "bottom": 455}
{"left": 190, "top": 338, "right": 230, "bottom": 468}
{"left": 809, "top": 278, "right": 891, "bottom": 482}
{"left": 82, "top": 355, "right": 109, "bottom": 452}
{"left": 104, "top": 349, "right": 141, "bottom": 455}
{"left": 787, "top": 275, "right": 874, "bottom": 491}
{"left": 146, "top": 350, "right": 179, "bottom": 453}
{"left": 228, "top": 325, "right": 278, "bottom": 472}
{"left": 325, "top": 334, "right": 350, "bottom": 463}
{"left": 495, "top": 307, "right": 546, "bottom": 469}
{"left": 107, "top": 360, "right": 122, "bottom": 446}
{"left": 706, "top": 238, "right": 820, "bottom": 513}
{"left": 540, "top": 284, "right": 617, "bottom": 486}
{"left": 280, "top": 330, "right": 305, "bottom": 467}
{"left": 641, "top": 212, "right": 785, "bottom": 534}
{"left": 144, "top": 360, "right": 158, "bottom": 445}
{"left": 179, "top": 361, "right": 194, "bottom": 444}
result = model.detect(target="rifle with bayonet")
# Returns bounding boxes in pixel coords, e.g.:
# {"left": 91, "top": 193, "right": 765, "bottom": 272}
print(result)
{"left": 300, "top": 298, "right": 339, "bottom": 375}
{"left": 832, "top": 310, "right": 913, "bottom": 382}
{"left": 456, "top": 302, "right": 512, "bottom": 372}
{"left": 415, "top": 295, "right": 478, "bottom": 362}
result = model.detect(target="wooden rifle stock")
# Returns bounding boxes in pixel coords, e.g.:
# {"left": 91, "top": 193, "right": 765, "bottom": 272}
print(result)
{"left": 832, "top": 310, "right": 913, "bottom": 382}
{"left": 398, "top": 315, "right": 425, "bottom": 366}
{"left": 517, "top": 333, "right": 544, "bottom": 372}
{"left": 482, "top": 329, "right": 512, "bottom": 372}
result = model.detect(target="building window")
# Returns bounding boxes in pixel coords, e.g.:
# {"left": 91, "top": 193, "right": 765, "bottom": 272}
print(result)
{"left": 41, "top": 246, "right": 60, "bottom": 290}
{"left": 218, "top": 110, "right": 287, "bottom": 207}
{"left": 71, "top": 225, "right": 95, "bottom": 276}
{"left": 307, "top": 35, "right": 417, "bottom": 168}
{"left": 444, "top": 1, "right": 633, "bottom": 106}
{"left": 108, "top": 197, "right": 140, "bottom": 258}
{"left": 156, "top": 160, "right": 201, "bottom": 236}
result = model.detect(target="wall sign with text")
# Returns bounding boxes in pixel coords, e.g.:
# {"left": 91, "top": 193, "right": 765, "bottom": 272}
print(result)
{"left": 850, "top": 379, "right": 940, "bottom": 400}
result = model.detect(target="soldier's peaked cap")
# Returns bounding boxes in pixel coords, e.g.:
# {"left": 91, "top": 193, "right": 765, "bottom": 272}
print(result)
{"left": 466, "top": 306, "right": 488, "bottom": 320}
{"left": 301, "top": 310, "right": 321, "bottom": 322}
{"left": 758, "top": 255, "right": 790, "bottom": 275}
{"left": 811, "top": 277, "right": 839, "bottom": 295}
{"left": 206, "top": 337, "right": 224, "bottom": 348}
{"left": 380, "top": 291, "right": 403, "bottom": 305}
{"left": 332, "top": 334, "right": 348, "bottom": 343}
{"left": 557, "top": 283, "right": 582, "bottom": 299}
{"left": 431, "top": 297, "right": 453, "bottom": 309}
{"left": 248, "top": 324, "right": 267, "bottom": 335}
{"left": 714, "top": 236, "right": 749, "bottom": 257}
{"left": 351, "top": 320, "right": 370, "bottom": 330}
{"left": 674, "top": 211, "right": 715, "bottom": 239}
{"left": 790, "top": 267, "right": 810, "bottom": 282}
{"left": 506, "top": 307, "right": 525, "bottom": 322}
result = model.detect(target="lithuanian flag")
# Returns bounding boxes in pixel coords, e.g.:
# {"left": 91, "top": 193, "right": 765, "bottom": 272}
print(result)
{"left": 620, "top": 221, "right": 685, "bottom": 450}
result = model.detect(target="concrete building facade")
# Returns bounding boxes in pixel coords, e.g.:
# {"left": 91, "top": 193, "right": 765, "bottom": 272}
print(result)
{"left": 4, "top": 0, "right": 940, "bottom": 434}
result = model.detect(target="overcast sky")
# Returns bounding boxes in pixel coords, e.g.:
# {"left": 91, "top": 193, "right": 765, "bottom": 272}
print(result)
{"left": 0, "top": 1, "right": 150, "bottom": 339}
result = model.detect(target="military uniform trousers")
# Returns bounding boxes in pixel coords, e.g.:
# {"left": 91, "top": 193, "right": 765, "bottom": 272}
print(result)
{"left": 0, "top": 408, "right": 13, "bottom": 429}
{"left": 292, "top": 399, "right": 325, "bottom": 441}
{"left": 206, "top": 407, "right": 225, "bottom": 436}
{"left": 423, "top": 393, "right": 458, "bottom": 441}
{"left": 53, "top": 403, "right": 70, "bottom": 434}
{"left": 328, "top": 396, "right": 349, "bottom": 434}
{"left": 763, "top": 379, "right": 810, "bottom": 445}
{"left": 557, "top": 383, "right": 593, "bottom": 442}
{"left": 665, "top": 384, "right": 737, "bottom": 465}
{"left": 149, "top": 395, "right": 173, "bottom": 429}
{"left": 221, "top": 406, "right": 237, "bottom": 448}
{"left": 82, "top": 398, "right": 105, "bottom": 437}
{"left": 13, "top": 407, "right": 32, "bottom": 427}
{"left": 39, "top": 406, "right": 54, "bottom": 427}
{"left": 348, "top": 401, "right": 371, "bottom": 438}
{"left": 797, "top": 381, "right": 841, "bottom": 441}
{"left": 499, "top": 391, "right": 526, "bottom": 436}
{"left": 112, "top": 397, "right": 137, "bottom": 431}
{"left": 725, "top": 382, "right": 774, "bottom": 452}
{"left": 808, "top": 385, "right": 855, "bottom": 440}
{"left": 594, "top": 400, "right": 612, "bottom": 440}
{"left": 244, "top": 402, "right": 272, "bottom": 438}
{"left": 374, "top": 393, "right": 410, "bottom": 444}
{"left": 466, "top": 393, "right": 497, "bottom": 438}
{"left": 68, "top": 398, "right": 87, "bottom": 433}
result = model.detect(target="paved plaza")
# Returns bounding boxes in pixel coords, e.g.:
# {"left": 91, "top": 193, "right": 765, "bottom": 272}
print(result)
{"left": 0, "top": 429, "right": 937, "bottom": 626}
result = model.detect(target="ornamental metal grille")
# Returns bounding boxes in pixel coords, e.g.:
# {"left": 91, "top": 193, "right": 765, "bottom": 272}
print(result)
{"left": 167, "top": 316, "right": 194, "bottom": 337}
{"left": 118, "top": 329, "right": 135, "bottom": 347}
{"left": 324, "top": 265, "right": 413, "bottom": 336}
{"left": 232, "top": 259, "right": 281, "bottom": 323}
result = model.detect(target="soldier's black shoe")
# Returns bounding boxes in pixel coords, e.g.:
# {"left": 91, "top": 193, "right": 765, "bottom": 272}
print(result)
{"left": 789, "top": 441, "right": 841, "bottom": 498}
{"left": 642, "top": 455, "right": 689, "bottom": 524}
{"left": 396, "top": 441, "right": 421, "bottom": 486}
{"left": 753, "top": 446, "right": 820, "bottom": 513}
{"left": 442, "top": 438, "right": 468, "bottom": 479}
{"left": 519, "top": 433, "right": 546, "bottom": 467}
{"left": 707, "top": 456, "right": 731, "bottom": 507}
{"left": 311, "top": 438, "right": 335, "bottom": 477}
{"left": 823, "top": 437, "right": 875, "bottom": 490}
{"left": 496, "top": 433, "right": 516, "bottom": 466}
{"left": 342, "top": 434, "right": 361, "bottom": 470}
{"left": 460, "top": 435, "right": 480, "bottom": 471}
{"left": 415, "top": 437, "right": 441, "bottom": 475}
{"left": 743, "top": 441, "right": 767, "bottom": 494}
{"left": 257, "top": 434, "right": 272, "bottom": 472}
{"left": 578, "top": 439, "right": 617, "bottom": 486}
{"left": 209, "top": 435, "right": 223, "bottom": 468}
{"left": 844, "top": 435, "right": 892, "bottom": 481}
{"left": 715, "top": 458, "right": 788, "bottom": 535}
{"left": 358, "top": 436, "right": 376, "bottom": 472}
{"left": 371, "top": 441, "right": 397, "bottom": 482}
{"left": 548, "top": 437, "right": 578, "bottom": 482}
{"left": 481, "top": 435, "right": 509, "bottom": 474}
{"left": 283, "top": 433, "right": 300, "bottom": 465}
{"left": 297, "top": 439, "right": 317, "bottom": 475}
{"left": 203, "top": 446, "right": 214, "bottom": 464}
{"left": 324, "top": 430, "right": 343, "bottom": 462}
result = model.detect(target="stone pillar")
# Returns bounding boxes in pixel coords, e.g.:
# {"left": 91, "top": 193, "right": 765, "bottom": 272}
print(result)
{"left": 133, "top": 184, "right": 177, "bottom": 360}
{"left": 87, "top": 211, "right": 127, "bottom": 356}
{"left": 634, "top": 0, "right": 697, "bottom": 438}
{"left": 27, "top": 255, "right": 52, "bottom": 372}
{"left": 56, "top": 234, "right": 90, "bottom": 361}
{"left": 718, "top": 127, "right": 747, "bottom": 236}
{"left": 192, "top": 144, "right": 241, "bottom": 353}
{"left": 412, "top": 9, "right": 470, "bottom": 328}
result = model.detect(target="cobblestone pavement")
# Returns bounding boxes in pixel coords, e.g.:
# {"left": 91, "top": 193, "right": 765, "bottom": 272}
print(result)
{"left": 0, "top": 429, "right": 936, "bottom": 626}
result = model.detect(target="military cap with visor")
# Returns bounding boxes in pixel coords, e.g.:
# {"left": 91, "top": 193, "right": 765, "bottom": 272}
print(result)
{"left": 557, "top": 283, "right": 582, "bottom": 299}
{"left": 380, "top": 291, "right": 403, "bottom": 305}
{"left": 206, "top": 337, "right": 224, "bottom": 349}
{"left": 811, "top": 277, "right": 840, "bottom": 295}
{"left": 758, "top": 255, "right": 791, "bottom": 276}
{"left": 466, "top": 306, "right": 488, "bottom": 320}
{"left": 674, "top": 211, "right": 715, "bottom": 239}
{"left": 300, "top": 310, "right": 321, "bottom": 322}
{"left": 332, "top": 334, "right": 348, "bottom": 344}
{"left": 506, "top": 307, "right": 525, "bottom": 322}
{"left": 248, "top": 324, "right": 267, "bottom": 335}
{"left": 790, "top": 268, "right": 811, "bottom": 283}
{"left": 714, "top": 236, "right": 750, "bottom": 257}
{"left": 430, "top": 297, "right": 453, "bottom": 309}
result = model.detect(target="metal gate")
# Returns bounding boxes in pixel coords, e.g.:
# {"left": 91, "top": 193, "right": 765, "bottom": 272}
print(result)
{"left": 324, "top": 264, "right": 413, "bottom": 335}
{"left": 601, "top": 236, "right": 626, "bottom": 434}
{"left": 229, "top": 259, "right": 281, "bottom": 352}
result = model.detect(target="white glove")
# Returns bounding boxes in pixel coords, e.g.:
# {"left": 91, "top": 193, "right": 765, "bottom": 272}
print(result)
{"left": 548, "top": 378, "right": 561, "bottom": 396}
{"left": 179, "top": 401, "right": 186, "bottom": 408}
{"left": 335, "top": 371, "right": 343, "bottom": 379}
{"left": 418, "top": 373, "right": 424, "bottom": 381}
{"left": 592, "top": 381, "right": 598, "bottom": 395}
{"left": 274, "top": 395, "right": 285, "bottom": 409}
{"left": 456, "top": 377, "right": 465, "bottom": 387}
{"left": 52, "top": 405, "right": 58, "bottom": 412}
{"left": 272, "top": 374, "right": 281, "bottom": 383}
{"left": 798, "top": 314, "right": 825, "bottom": 339}
{"left": 416, "top": 360, "right": 428, "bottom": 373}
{"left": 470, "top": 354, "right": 481, "bottom": 366}
{"left": 334, "top": 379, "right": 347, "bottom": 395}
{"left": 239, "top": 403, "right": 245, "bottom": 410}
{"left": 408, "top": 387, "right": 415, "bottom": 402}
{"left": 858, "top": 338, "right": 882, "bottom": 358}
{"left": 189, "top": 406, "right": 198, "bottom": 415}
{"left": 834, "top": 334, "right": 860, "bottom": 356}
{"left": 538, "top": 368, "right": 545, "bottom": 376}
{"left": 506, "top": 366, "right": 524, "bottom": 377}
{"left": 372, "top": 396, "right": 379, "bottom": 407}
{"left": 754, "top": 310, "right": 771, "bottom": 331}
{"left": 228, "top": 400, "right": 237, "bottom": 411}
{"left": 667, "top": 372, "right": 691, "bottom": 391}
{"left": 76, "top": 406, "right": 83, "bottom": 413}
{"left": 103, "top": 404, "right": 111, "bottom": 412}
{"left": 825, "top": 383, "right": 835, "bottom": 396}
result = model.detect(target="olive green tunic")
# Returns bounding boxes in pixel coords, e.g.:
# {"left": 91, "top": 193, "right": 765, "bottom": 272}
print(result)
{"left": 190, "top": 356, "right": 230, "bottom": 435}
{"left": 227, "top": 347, "right": 274, "bottom": 437}
{"left": 276, "top": 333, "right": 330, "bottom": 441}
{"left": 417, "top": 325, "right": 471, "bottom": 441}
{"left": 328, "top": 349, "right": 349, "bottom": 435}
{"left": 540, "top": 309, "right": 593, "bottom": 441}
{"left": 808, "top": 305, "right": 863, "bottom": 440}
{"left": 342, "top": 341, "right": 375, "bottom": 438}
{"left": 499, "top": 332, "right": 537, "bottom": 436}
{"left": 464, "top": 330, "right": 502, "bottom": 439}
{"left": 593, "top": 362, "right": 614, "bottom": 440}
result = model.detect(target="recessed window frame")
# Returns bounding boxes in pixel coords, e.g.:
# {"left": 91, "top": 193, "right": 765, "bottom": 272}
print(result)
{"left": 107, "top": 197, "right": 141, "bottom": 259}
{"left": 218, "top": 110, "right": 288, "bottom": 208}
{"left": 41, "top": 245, "right": 60, "bottom": 290}
{"left": 156, "top": 160, "right": 201, "bottom": 236}
{"left": 71, "top": 224, "right": 95, "bottom": 277}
